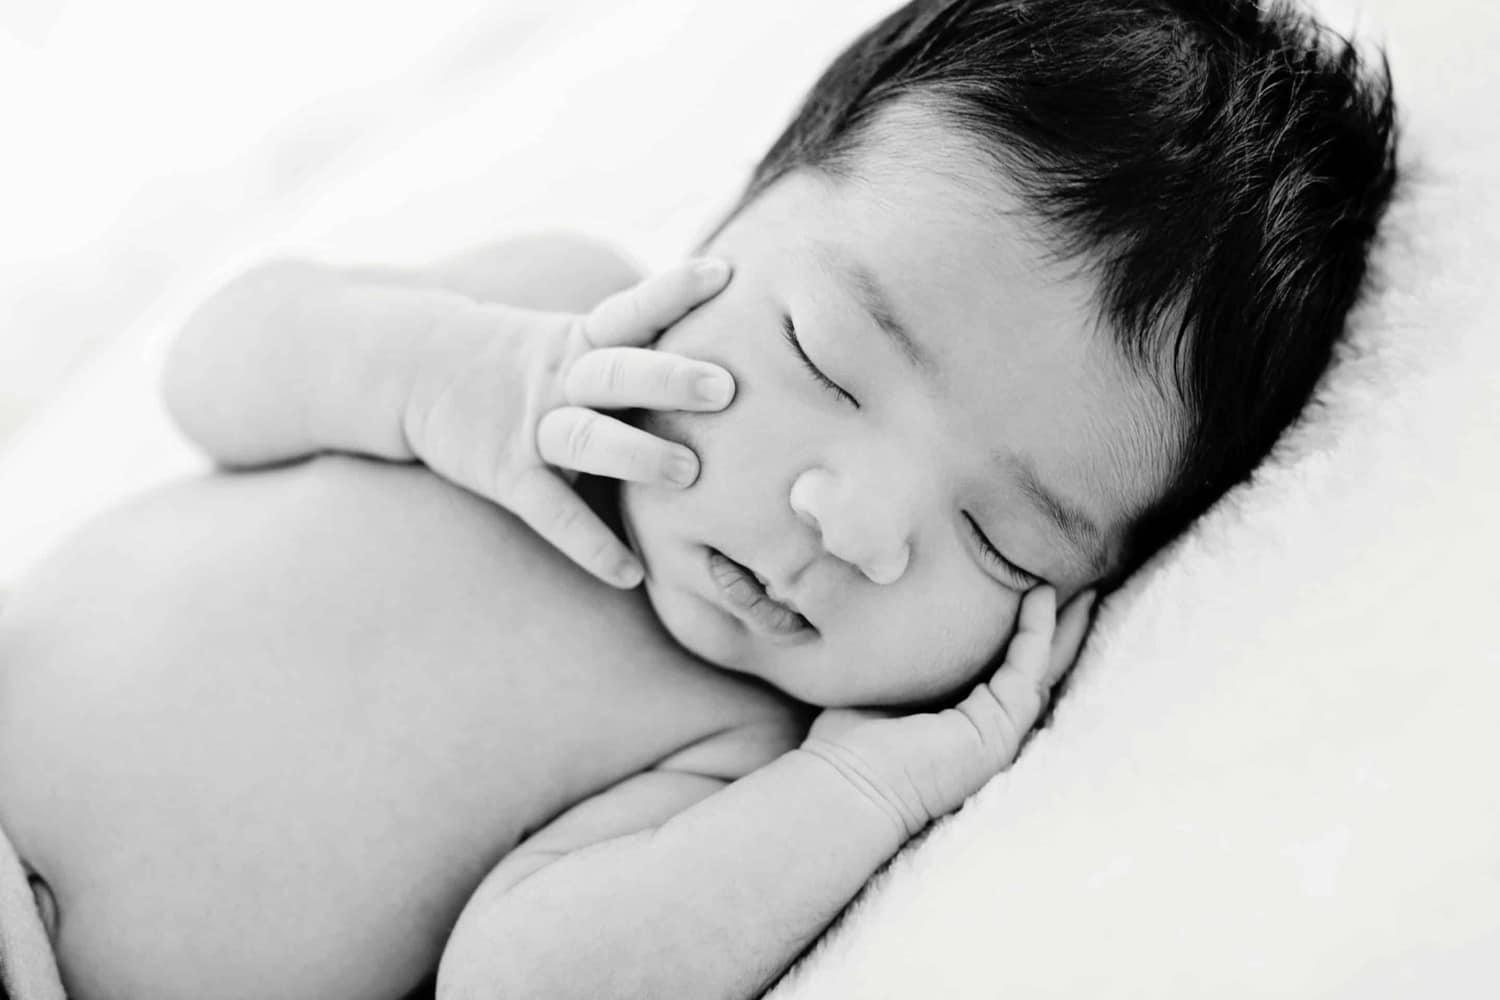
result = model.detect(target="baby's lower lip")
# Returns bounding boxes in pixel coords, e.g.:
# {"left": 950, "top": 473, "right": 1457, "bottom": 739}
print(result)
{"left": 706, "top": 548, "right": 814, "bottom": 639}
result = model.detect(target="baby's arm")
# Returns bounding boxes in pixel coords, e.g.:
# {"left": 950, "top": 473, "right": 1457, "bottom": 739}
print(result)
{"left": 439, "top": 731, "right": 908, "bottom": 1000}
{"left": 440, "top": 587, "right": 1095, "bottom": 1000}
{"left": 162, "top": 234, "right": 640, "bottom": 468}
{"left": 163, "top": 257, "right": 439, "bottom": 466}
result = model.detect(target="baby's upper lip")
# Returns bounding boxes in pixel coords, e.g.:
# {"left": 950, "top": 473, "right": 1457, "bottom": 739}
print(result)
{"left": 743, "top": 559, "right": 821, "bottom": 630}
{"left": 718, "top": 548, "right": 813, "bottom": 625}
{"left": 750, "top": 566, "right": 803, "bottom": 617}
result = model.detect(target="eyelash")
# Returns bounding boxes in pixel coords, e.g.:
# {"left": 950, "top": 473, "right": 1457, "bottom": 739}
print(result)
{"left": 781, "top": 317, "right": 859, "bottom": 408}
{"left": 966, "top": 515, "right": 1042, "bottom": 591}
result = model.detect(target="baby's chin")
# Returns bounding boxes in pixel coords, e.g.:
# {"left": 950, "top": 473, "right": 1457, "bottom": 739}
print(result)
{"left": 619, "top": 481, "right": 787, "bottom": 685}
{"left": 639, "top": 570, "right": 743, "bottom": 672}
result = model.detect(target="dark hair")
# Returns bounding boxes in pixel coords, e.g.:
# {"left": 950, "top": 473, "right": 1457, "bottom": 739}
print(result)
{"left": 723, "top": 0, "right": 1398, "bottom": 576}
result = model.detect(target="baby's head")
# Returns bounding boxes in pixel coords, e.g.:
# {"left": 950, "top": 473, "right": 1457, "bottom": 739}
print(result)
{"left": 621, "top": 0, "right": 1396, "bottom": 707}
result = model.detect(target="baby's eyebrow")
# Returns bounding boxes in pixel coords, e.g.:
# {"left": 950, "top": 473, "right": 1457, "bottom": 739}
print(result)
{"left": 1006, "top": 454, "right": 1111, "bottom": 579}
{"left": 815, "top": 242, "right": 937, "bottom": 379}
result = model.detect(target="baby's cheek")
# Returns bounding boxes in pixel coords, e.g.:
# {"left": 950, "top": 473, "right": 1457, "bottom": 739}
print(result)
{"left": 653, "top": 304, "right": 729, "bottom": 363}
{"left": 872, "top": 584, "right": 1014, "bottom": 700}
{"left": 634, "top": 407, "right": 704, "bottom": 458}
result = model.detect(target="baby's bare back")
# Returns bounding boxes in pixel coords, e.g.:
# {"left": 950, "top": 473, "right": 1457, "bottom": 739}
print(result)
{"left": 0, "top": 454, "right": 791, "bottom": 1000}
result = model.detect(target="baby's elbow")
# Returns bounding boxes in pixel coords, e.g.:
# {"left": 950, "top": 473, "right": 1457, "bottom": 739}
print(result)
{"left": 436, "top": 887, "right": 598, "bottom": 1000}
{"left": 435, "top": 940, "right": 545, "bottom": 1000}
{"left": 160, "top": 258, "right": 317, "bottom": 442}
{"left": 435, "top": 901, "right": 533, "bottom": 1000}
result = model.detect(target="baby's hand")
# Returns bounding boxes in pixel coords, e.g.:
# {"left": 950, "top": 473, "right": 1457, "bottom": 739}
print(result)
{"left": 801, "top": 587, "right": 1096, "bottom": 837}
{"left": 402, "top": 259, "right": 734, "bottom": 587}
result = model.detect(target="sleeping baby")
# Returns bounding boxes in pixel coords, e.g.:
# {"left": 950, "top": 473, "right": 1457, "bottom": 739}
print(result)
{"left": 0, "top": 1, "right": 1397, "bottom": 998}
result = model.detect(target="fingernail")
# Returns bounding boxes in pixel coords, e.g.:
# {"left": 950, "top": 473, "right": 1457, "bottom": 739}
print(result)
{"left": 695, "top": 370, "right": 735, "bottom": 407}
{"left": 666, "top": 451, "right": 700, "bottom": 487}
{"left": 693, "top": 258, "right": 730, "bottom": 285}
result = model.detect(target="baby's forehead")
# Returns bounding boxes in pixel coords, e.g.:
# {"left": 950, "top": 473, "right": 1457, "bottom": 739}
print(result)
{"left": 836, "top": 104, "right": 1187, "bottom": 420}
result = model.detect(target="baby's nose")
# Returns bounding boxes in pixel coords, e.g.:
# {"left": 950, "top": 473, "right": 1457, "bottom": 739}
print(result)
{"left": 860, "top": 542, "right": 910, "bottom": 585}
{"left": 789, "top": 468, "right": 912, "bottom": 586}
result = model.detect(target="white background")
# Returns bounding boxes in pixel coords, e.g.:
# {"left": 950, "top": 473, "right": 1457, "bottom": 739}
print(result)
{"left": 0, "top": 0, "right": 624, "bottom": 446}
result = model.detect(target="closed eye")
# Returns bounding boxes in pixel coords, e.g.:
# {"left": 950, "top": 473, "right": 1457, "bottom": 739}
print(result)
{"left": 965, "top": 514, "right": 1043, "bottom": 591}
{"left": 781, "top": 316, "right": 859, "bottom": 408}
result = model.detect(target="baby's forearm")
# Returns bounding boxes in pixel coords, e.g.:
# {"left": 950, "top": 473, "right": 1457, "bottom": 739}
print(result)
{"left": 440, "top": 750, "right": 910, "bottom": 1000}
{"left": 163, "top": 259, "right": 471, "bottom": 466}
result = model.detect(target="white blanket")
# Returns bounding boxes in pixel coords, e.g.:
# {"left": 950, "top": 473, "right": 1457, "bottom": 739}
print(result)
{"left": 2, "top": 0, "right": 1496, "bottom": 996}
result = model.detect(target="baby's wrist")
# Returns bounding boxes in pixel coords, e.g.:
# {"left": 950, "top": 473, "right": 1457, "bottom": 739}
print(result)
{"left": 259, "top": 271, "right": 479, "bottom": 464}
{"left": 394, "top": 293, "right": 504, "bottom": 461}
{"left": 793, "top": 740, "right": 930, "bottom": 843}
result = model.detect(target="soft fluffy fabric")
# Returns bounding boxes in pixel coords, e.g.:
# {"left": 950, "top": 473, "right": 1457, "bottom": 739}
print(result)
{"left": 1, "top": 0, "right": 1495, "bottom": 997}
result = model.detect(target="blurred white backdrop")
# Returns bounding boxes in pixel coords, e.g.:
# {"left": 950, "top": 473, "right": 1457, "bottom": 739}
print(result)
{"left": 0, "top": 0, "right": 622, "bottom": 445}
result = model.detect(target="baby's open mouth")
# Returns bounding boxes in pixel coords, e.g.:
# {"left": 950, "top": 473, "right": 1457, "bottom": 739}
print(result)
{"left": 707, "top": 548, "right": 815, "bottom": 638}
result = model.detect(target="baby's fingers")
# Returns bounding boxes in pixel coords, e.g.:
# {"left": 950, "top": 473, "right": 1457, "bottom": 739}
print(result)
{"left": 566, "top": 347, "right": 735, "bottom": 412}
{"left": 1047, "top": 588, "right": 1098, "bottom": 686}
{"left": 952, "top": 586, "right": 1060, "bottom": 768}
{"left": 505, "top": 466, "right": 643, "bottom": 588}
{"left": 583, "top": 259, "right": 731, "bottom": 348}
{"left": 537, "top": 406, "right": 701, "bottom": 488}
